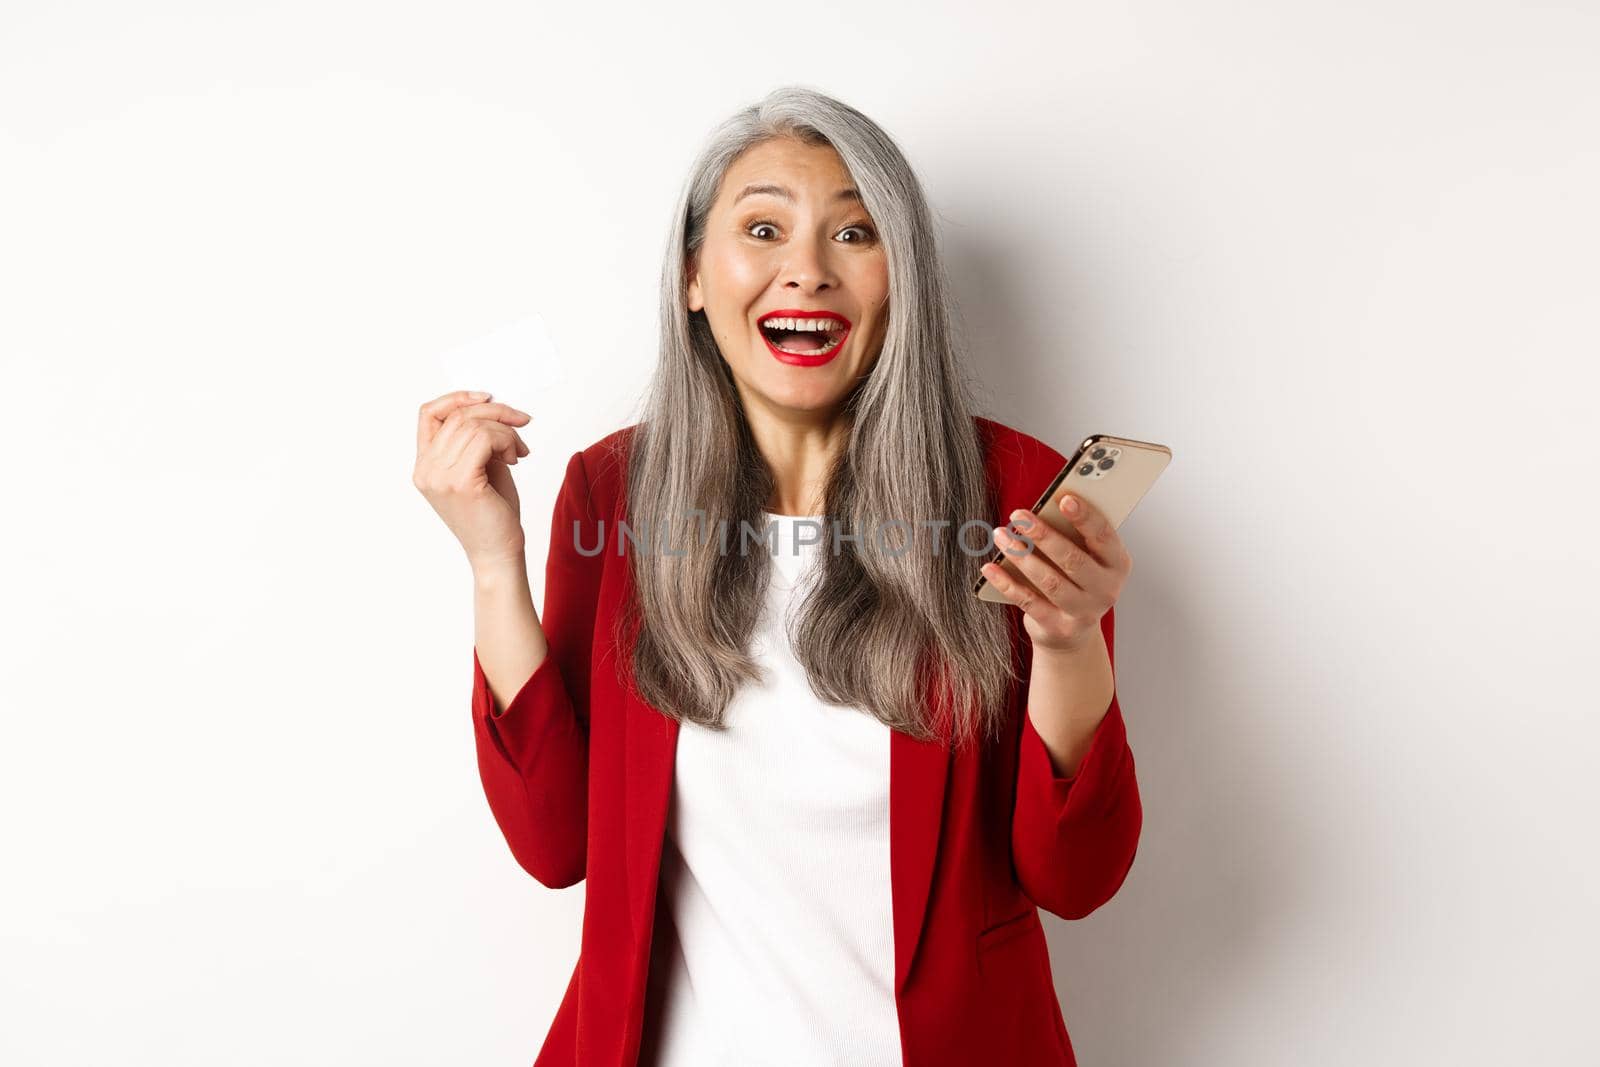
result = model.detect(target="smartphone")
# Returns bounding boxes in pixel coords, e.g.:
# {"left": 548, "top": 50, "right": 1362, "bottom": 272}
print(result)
{"left": 973, "top": 433, "right": 1172, "bottom": 603}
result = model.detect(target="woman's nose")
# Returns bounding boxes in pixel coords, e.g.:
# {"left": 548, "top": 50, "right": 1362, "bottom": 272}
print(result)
{"left": 780, "top": 238, "right": 839, "bottom": 291}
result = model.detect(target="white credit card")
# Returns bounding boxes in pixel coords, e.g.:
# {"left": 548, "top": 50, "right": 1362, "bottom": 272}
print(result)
{"left": 436, "top": 313, "right": 558, "bottom": 417}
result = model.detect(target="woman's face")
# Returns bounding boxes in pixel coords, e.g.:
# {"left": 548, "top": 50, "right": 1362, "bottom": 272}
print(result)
{"left": 687, "top": 137, "right": 890, "bottom": 421}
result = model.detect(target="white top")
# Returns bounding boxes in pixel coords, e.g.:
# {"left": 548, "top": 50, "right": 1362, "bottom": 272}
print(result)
{"left": 639, "top": 512, "right": 903, "bottom": 1066}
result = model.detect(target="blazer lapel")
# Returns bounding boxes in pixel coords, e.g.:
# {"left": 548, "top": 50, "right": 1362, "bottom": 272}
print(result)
{"left": 891, "top": 722, "right": 951, "bottom": 994}
{"left": 625, "top": 683, "right": 680, "bottom": 943}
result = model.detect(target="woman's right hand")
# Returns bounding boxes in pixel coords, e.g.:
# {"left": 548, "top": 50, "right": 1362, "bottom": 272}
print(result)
{"left": 413, "top": 390, "right": 533, "bottom": 572}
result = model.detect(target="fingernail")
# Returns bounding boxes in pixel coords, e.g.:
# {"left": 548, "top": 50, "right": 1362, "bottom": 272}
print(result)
{"left": 469, "top": 390, "right": 491, "bottom": 399}
{"left": 1060, "top": 495, "right": 1079, "bottom": 514}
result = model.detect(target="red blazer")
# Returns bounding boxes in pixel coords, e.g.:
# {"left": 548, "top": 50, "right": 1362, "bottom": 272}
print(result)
{"left": 469, "top": 416, "right": 1143, "bottom": 1067}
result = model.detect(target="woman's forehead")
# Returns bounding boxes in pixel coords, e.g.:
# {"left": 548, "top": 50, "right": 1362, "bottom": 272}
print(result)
{"left": 719, "top": 141, "right": 853, "bottom": 203}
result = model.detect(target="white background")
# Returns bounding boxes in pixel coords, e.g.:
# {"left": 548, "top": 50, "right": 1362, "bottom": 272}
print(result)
{"left": 3, "top": 2, "right": 1597, "bottom": 1064}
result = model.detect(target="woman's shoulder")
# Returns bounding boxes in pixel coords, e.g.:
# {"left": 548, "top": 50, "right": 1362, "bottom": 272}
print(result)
{"left": 973, "top": 415, "right": 1071, "bottom": 512}
{"left": 568, "top": 417, "right": 1068, "bottom": 516}
{"left": 973, "top": 415, "right": 1068, "bottom": 468}
{"left": 550, "top": 425, "right": 635, "bottom": 518}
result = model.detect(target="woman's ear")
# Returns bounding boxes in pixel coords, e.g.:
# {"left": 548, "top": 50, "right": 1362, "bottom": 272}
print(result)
{"left": 686, "top": 257, "right": 702, "bottom": 313}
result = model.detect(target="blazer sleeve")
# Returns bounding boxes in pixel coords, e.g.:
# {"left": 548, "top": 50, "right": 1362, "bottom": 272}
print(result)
{"left": 469, "top": 449, "right": 602, "bottom": 889}
{"left": 1011, "top": 604, "right": 1143, "bottom": 919}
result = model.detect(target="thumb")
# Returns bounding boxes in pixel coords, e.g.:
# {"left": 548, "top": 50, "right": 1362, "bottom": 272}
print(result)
{"left": 485, "top": 458, "right": 519, "bottom": 511}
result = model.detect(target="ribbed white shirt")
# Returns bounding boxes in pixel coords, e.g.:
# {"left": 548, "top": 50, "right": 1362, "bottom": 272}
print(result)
{"left": 639, "top": 512, "right": 903, "bottom": 1067}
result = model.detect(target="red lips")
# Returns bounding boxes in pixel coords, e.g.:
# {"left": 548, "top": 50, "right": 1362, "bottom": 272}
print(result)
{"left": 757, "top": 308, "right": 852, "bottom": 367}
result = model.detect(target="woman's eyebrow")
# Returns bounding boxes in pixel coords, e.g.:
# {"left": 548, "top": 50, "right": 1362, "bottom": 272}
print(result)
{"left": 733, "top": 183, "right": 863, "bottom": 206}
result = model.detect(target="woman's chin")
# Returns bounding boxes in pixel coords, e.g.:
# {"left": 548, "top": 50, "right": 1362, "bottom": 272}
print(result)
{"left": 744, "top": 375, "right": 855, "bottom": 416}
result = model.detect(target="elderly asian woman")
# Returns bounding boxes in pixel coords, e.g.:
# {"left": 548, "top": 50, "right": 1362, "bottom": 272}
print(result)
{"left": 413, "top": 85, "right": 1142, "bottom": 1067}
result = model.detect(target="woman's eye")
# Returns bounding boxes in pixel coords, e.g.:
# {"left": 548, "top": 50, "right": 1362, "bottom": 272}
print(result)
{"left": 745, "top": 220, "right": 878, "bottom": 243}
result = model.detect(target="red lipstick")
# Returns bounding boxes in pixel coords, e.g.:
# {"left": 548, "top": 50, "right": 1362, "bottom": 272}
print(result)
{"left": 756, "top": 308, "right": 852, "bottom": 367}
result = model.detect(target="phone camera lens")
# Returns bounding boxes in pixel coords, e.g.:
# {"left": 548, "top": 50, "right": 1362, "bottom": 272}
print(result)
{"left": 1090, "top": 447, "right": 1107, "bottom": 460}
{"left": 1077, "top": 463, "right": 1094, "bottom": 476}
{"left": 1097, "top": 458, "right": 1114, "bottom": 470}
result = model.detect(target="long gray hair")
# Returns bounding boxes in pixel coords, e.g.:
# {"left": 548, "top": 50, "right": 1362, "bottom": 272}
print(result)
{"left": 614, "top": 85, "right": 1017, "bottom": 750}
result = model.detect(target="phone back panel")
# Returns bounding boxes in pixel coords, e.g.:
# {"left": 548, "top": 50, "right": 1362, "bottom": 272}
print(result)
{"left": 976, "top": 434, "right": 1171, "bottom": 603}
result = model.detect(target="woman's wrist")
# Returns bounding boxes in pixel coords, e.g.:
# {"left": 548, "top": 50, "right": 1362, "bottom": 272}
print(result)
{"left": 471, "top": 553, "right": 529, "bottom": 592}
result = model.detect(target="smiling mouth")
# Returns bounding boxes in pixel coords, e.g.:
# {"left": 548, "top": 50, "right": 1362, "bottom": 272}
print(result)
{"left": 757, "top": 314, "right": 851, "bottom": 358}
{"left": 764, "top": 330, "right": 844, "bottom": 356}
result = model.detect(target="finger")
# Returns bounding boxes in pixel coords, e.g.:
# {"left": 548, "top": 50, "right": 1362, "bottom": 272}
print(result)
{"left": 995, "top": 516, "right": 1105, "bottom": 613}
{"left": 418, "top": 397, "right": 529, "bottom": 455}
{"left": 980, "top": 554, "right": 1074, "bottom": 631}
{"left": 445, "top": 420, "right": 522, "bottom": 471}
{"left": 427, "top": 406, "right": 475, "bottom": 464}
{"left": 499, "top": 427, "right": 530, "bottom": 459}
{"left": 417, "top": 390, "right": 492, "bottom": 450}
{"left": 1055, "top": 492, "right": 1128, "bottom": 569}
{"left": 456, "top": 401, "right": 532, "bottom": 427}
{"left": 444, "top": 421, "right": 520, "bottom": 470}
{"left": 429, "top": 404, "right": 529, "bottom": 464}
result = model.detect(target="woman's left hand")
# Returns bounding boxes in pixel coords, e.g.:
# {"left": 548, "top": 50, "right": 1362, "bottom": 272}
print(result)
{"left": 983, "top": 493, "right": 1133, "bottom": 654}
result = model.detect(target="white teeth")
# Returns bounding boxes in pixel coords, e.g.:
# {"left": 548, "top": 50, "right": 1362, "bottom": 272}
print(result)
{"left": 760, "top": 316, "right": 846, "bottom": 332}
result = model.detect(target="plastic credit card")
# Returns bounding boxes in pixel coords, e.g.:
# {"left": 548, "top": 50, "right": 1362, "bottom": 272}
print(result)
{"left": 435, "top": 312, "right": 557, "bottom": 417}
